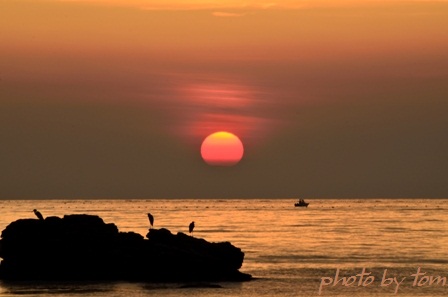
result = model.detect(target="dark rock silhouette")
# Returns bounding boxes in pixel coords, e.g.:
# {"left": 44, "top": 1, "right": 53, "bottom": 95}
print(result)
{"left": 0, "top": 214, "right": 251, "bottom": 282}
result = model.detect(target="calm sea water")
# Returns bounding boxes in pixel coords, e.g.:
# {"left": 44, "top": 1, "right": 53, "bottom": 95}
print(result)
{"left": 0, "top": 199, "right": 447, "bottom": 296}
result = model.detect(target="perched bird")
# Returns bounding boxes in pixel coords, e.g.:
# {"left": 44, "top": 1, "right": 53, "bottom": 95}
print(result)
{"left": 189, "top": 221, "right": 195, "bottom": 234}
{"left": 147, "top": 213, "right": 154, "bottom": 228}
{"left": 33, "top": 209, "right": 44, "bottom": 220}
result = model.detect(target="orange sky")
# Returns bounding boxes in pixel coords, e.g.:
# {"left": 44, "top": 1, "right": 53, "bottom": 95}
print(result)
{"left": 2, "top": 0, "right": 448, "bottom": 57}
{"left": 1, "top": 0, "right": 447, "bottom": 198}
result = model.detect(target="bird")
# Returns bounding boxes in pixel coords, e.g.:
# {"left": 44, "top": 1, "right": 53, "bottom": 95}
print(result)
{"left": 33, "top": 209, "right": 44, "bottom": 220}
{"left": 189, "top": 221, "right": 195, "bottom": 235}
{"left": 147, "top": 213, "right": 154, "bottom": 228}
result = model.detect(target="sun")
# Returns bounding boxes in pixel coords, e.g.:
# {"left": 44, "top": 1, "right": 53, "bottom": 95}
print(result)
{"left": 201, "top": 131, "right": 244, "bottom": 166}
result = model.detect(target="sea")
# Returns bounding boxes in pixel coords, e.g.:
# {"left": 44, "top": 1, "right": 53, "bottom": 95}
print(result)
{"left": 0, "top": 199, "right": 447, "bottom": 297}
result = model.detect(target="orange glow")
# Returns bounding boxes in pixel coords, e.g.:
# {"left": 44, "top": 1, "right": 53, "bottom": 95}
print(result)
{"left": 201, "top": 132, "right": 244, "bottom": 166}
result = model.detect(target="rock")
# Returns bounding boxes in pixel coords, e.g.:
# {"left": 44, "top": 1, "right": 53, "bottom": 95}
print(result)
{"left": 0, "top": 214, "right": 251, "bottom": 282}
{"left": 144, "top": 228, "right": 250, "bottom": 282}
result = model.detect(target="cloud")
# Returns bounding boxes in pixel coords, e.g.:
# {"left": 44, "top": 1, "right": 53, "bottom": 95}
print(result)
{"left": 212, "top": 11, "right": 247, "bottom": 17}
{"left": 167, "top": 79, "right": 279, "bottom": 145}
{"left": 38, "top": 0, "right": 448, "bottom": 11}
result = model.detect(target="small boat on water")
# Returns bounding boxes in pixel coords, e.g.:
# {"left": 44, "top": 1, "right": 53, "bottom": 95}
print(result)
{"left": 294, "top": 199, "right": 309, "bottom": 207}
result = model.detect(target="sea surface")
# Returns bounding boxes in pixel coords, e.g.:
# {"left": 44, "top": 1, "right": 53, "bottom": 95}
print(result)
{"left": 0, "top": 199, "right": 447, "bottom": 296}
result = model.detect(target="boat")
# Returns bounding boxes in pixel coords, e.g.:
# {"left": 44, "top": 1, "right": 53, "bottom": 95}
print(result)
{"left": 294, "top": 199, "right": 309, "bottom": 207}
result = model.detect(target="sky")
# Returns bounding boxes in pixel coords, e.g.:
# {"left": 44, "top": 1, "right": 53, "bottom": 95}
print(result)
{"left": 1, "top": 0, "right": 447, "bottom": 199}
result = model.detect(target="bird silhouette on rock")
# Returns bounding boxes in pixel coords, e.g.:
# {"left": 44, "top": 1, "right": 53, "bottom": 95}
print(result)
{"left": 189, "top": 221, "right": 195, "bottom": 235}
{"left": 33, "top": 209, "right": 44, "bottom": 220}
{"left": 147, "top": 213, "right": 154, "bottom": 228}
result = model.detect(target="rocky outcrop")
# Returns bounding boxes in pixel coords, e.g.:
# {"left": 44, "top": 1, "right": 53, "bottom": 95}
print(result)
{"left": 0, "top": 214, "right": 251, "bottom": 282}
